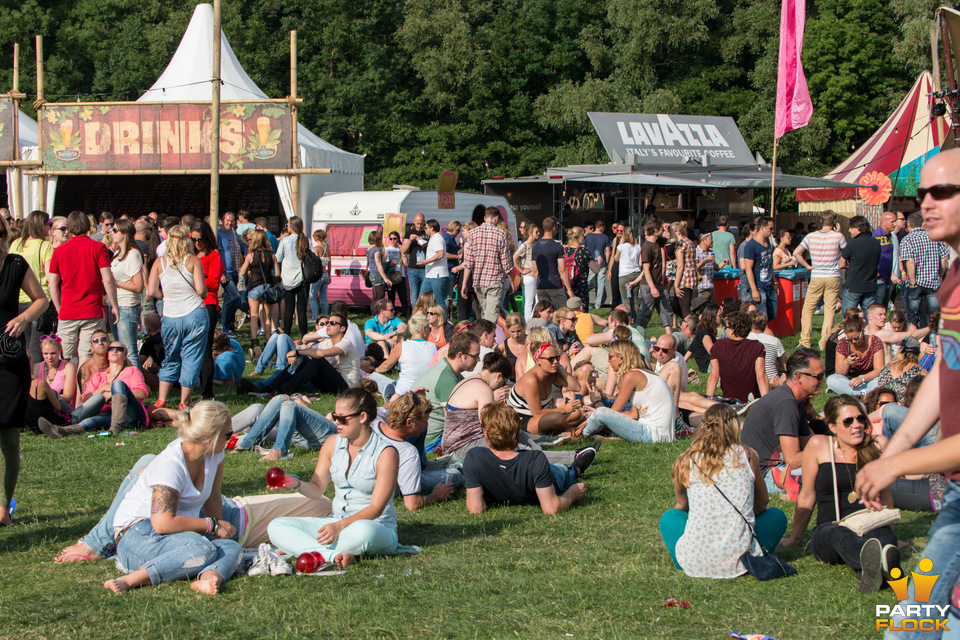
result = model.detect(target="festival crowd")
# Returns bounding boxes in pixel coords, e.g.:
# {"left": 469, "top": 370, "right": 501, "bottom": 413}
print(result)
{"left": 0, "top": 149, "right": 957, "bottom": 635}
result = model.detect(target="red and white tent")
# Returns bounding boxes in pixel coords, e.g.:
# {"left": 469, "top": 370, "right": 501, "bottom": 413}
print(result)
{"left": 797, "top": 71, "right": 949, "bottom": 207}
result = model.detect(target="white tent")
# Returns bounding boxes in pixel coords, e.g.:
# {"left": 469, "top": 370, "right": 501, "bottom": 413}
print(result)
{"left": 4, "top": 110, "right": 51, "bottom": 217}
{"left": 41, "top": 3, "right": 363, "bottom": 226}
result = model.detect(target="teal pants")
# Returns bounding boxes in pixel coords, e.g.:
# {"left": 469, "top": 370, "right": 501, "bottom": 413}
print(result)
{"left": 659, "top": 507, "right": 788, "bottom": 570}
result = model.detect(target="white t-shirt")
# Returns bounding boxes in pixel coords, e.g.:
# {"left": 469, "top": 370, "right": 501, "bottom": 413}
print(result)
{"left": 112, "top": 249, "right": 143, "bottom": 307}
{"left": 619, "top": 243, "right": 642, "bottom": 277}
{"left": 317, "top": 321, "right": 366, "bottom": 362}
{"left": 156, "top": 240, "right": 167, "bottom": 258}
{"left": 372, "top": 424, "right": 421, "bottom": 496}
{"left": 318, "top": 336, "right": 360, "bottom": 387}
{"left": 113, "top": 438, "right": 224, "bottom": 533}
{"left": 748, "top": 331, "right": 785, "bottom": 381}
{"left": 425, "top": 233, "right": 450, "bottom": 279}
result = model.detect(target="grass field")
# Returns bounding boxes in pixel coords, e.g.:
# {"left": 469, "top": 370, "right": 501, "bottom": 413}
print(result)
{"left": 0, "top": 312, "right": 932, "bottom": 640}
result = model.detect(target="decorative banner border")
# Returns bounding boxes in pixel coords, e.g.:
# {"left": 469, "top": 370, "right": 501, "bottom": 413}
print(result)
{"left": 0, "top": 99, "right": 15, "bottom": 162}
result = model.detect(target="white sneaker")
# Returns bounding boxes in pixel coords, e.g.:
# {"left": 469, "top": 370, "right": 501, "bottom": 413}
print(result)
{"left": 247, "top": 543, "right": 271, "bottom": 577}
{"left": 267, "top": 547, "right": 293, "bottom": 575}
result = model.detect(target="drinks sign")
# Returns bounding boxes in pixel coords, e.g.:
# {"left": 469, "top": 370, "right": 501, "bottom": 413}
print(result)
{"left": 0, "top": 100, "right": 14, "bottom": 162}
{"left": 438, "top": 170, "right": 458, "bottom": 209}
{"left": 39, "top": 102, "right": 293, "bottom": 171}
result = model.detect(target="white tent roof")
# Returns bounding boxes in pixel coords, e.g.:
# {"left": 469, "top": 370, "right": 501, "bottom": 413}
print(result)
{"left": 18, "top": 111, "right": 38, "bottom": 149}
{"left": 138, "top": 3, "right": 364, "bottom": 176}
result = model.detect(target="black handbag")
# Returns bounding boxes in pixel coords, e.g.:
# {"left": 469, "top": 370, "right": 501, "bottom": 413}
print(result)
{"left": 704, "top": 464, "right": 798, "bottom": 581}
{"left": 256, "top": 252, "right": 284, "bottom": 304}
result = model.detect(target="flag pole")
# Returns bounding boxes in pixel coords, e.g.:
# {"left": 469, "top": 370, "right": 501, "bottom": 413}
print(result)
{"left": 770, "top": 138, "right": 778, "bottom": 217}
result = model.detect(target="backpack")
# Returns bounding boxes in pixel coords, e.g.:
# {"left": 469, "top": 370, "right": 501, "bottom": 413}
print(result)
{"left": 564, "top": 246, "right": 579, "bottom": 282}
{"left": 301, "top": 248, "right": 324, "bottom": 284}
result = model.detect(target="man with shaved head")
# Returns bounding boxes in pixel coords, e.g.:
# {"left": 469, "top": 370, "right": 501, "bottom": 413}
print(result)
{"left": 872, "top": 210, "right": 901, "bottom": 309}
{"left": 401, "top": 213, "right": 428, "bottom": 304}
{"left": 857, "top": 149, "right": 960, "bottom": 634}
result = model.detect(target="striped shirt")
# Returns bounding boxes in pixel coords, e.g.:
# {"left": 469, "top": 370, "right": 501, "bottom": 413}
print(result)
{"left": 900, "top": 228, "right": 949, "bottom": 289}
{"left": 462, "top": 222, "right": 513, "bottom": 288}
{"left": 798, "top": 230, "right": 846, "bottom": 279}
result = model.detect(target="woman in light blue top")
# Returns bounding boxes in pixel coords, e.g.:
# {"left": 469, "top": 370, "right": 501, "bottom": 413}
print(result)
{"left": 276, "top": 217, "right": 309, "bottom": 337}
{"left": 268, "top": 388, "right": 420, "bottom": 567}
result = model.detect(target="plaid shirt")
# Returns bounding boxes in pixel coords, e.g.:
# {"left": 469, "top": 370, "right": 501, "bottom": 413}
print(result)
{"left": 676, "top": 237, "right": 699, "bottom": 290}
{"left": 695, "top": 245, "right": 715, "bottom": 290}
{"left": 900, "top": 228, "right": 949, "bottom": 289}
{"left": 463, "top": 222, "right": 513, "bottom": 287}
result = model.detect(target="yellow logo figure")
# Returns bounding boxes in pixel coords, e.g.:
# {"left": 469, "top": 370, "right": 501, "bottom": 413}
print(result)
{"left": 886, "top": 558, "right": 940, "bottom": 602}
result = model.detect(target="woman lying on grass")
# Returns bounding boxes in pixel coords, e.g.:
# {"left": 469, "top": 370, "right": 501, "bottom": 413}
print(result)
{"left": 104, "top": 401, "right": 241, "bottom": 595}
{"left": 267, "top": 388, "right": 420, "bottom": 568}
{"left": 660, "top": 404, "right": 787, "bottom": 577}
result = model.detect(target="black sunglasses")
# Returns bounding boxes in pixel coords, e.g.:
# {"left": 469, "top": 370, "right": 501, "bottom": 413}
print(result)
{"left": 841, "top": 415, "right": 868, "bottom": 427}
{"left": 91, "top": 337, "right": 111, "bottom": 344}
{"left": 539, "top": 355, "right": 560, "bottom": 363}
{"left": 53, "top": 226, "right": 68, "bottom": 232}
{"left": 799, "top": 371, "right": 825, "bottom": 382}
{"left": 108, "top": 346, "right": 126, "bottom": 353}
{"left": 916, "top": 184, "right": 960, "bottom": 201}
{"left": 331, "top": 411, "right": 361, "bottom": 424}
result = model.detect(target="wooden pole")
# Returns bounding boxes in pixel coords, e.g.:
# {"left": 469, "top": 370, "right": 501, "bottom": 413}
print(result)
{"left": 36, "top": 35, "right": 46, "bottom": 212}
{"left": 10, "top": 43, "right": 22, "bottom": 221}
{"left": 290, "top": 30, "right": 300, "bottom": 221}
{"left": 210, "top": 0, "right": 221, "bottom": 230}
{"left": 932, "top": 26, "right": 942, "bottom": 93}
{"left": 770, "top": 138, "right": 778, "bottom": 218}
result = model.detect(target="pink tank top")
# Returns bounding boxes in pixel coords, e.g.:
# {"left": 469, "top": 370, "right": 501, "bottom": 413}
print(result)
{"left": 41, "top": 360, "right": 74, "bottom": 408}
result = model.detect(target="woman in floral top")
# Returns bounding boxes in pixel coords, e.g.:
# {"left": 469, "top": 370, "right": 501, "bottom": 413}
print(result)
{"left": 874, "top": 337, "right": 927, "bottom": 403}
{"left": 565, "top": 227, "right": 592, "bottom": 306}
{"left": 826, "top": 315, "right": 885, "bottom": 396}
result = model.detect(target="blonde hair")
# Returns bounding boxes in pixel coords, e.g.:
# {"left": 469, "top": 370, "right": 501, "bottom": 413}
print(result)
{"left": 505, "top": 312, "right": 525, "bottom": 331}
{"left": 608, "top": 339, "right": 644, "bottom": 385}
{"left": 621, "top": 226, "right": 636, "bottom": 245}
{"left": 672, "top": 404, "right": 743, "bottom": 487}
{"left": 407, "top": 312, "right": 429, "bottom": 336}
{"left": 428, "top": 304, "right": 447, "bottom": 326}
{"left": 249, "top": 229, "right": 270, "bottom": 253}
{"left": 413, "top": 291, "right": 436, "bottom": 316}
{"left": 164, "top": 225, "right": 192, "bottom": 268}
{"left": 567, "top": 226, "right": 584, "bottom": 245}
{"left": 526, "top": 326, "right": 557, "bottom": 357}
{"left": 496, "top": 220, "right": 515, "bottom": 253}
{"left": 177, "top": 400, "right": 230, "bottom": 455}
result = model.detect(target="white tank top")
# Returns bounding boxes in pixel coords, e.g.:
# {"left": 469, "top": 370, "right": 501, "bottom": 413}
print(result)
{"left": 630, "top": 369, "right": 676, "bottom": 442}
{"left": 159, "top": 257, "right": 204, "bottom": 318}
{"left": 395, "top": 340, "right": 438, "bottom": 396}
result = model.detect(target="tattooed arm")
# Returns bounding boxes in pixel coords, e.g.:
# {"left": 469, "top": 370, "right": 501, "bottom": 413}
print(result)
{"left": 149, "top": 485, "right": 208, "bottom": 536}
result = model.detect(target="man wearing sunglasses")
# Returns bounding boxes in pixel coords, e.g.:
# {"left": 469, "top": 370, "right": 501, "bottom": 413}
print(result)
{"left": 858, "top": 148, "right": 960, "bottom": 635}
{"left": 77, "top": 329, "right": 112, "bottom": 396}
{"left": 741, "top": 347, "right": 821, "bottom": 497}
{"left": 899, "top": 210, "right": 950, "bottom": 329}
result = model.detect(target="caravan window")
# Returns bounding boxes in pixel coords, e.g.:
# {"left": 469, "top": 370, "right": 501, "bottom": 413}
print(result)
{"left": 326, "top": 224, "right": 382, "bottom": 257}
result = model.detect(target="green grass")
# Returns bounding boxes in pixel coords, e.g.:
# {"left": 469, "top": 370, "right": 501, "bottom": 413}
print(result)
{"left": 0, "top": 311, "right": 932, "bottom": 639}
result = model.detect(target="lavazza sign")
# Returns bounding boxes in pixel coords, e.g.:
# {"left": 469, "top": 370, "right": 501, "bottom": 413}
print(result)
{"left": 588, "top": 112, "right": 757, "bottom": 166}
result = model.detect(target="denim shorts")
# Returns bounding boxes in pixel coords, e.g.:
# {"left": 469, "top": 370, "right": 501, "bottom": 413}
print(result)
{"left": 247, "top": 283, "right": 270, "bottom": 301}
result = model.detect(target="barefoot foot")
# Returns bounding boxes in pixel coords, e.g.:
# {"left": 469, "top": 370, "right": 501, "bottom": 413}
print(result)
{"left": 334, "top": 552, "right": 356, "bottom": 568}
{"left": 259, "top": 449, "right": 282, "bottom": 462}
{"left": 104, "top": 577, "right": 134, "bottom": 594}
{"left": 55, "top": 540, "right": 99, "bottom": 563}
{"left": 190, "top": 574, "right": 223, "bottom": 595}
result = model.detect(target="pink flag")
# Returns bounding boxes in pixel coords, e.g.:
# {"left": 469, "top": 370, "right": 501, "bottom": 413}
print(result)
{"left": 775, "top": 0, "right": 813, "bottom": 139}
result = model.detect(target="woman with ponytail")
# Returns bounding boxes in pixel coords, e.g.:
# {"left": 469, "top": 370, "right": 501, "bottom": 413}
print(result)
{"left": 277, "top": 217, "right": 310, "bottom": 336}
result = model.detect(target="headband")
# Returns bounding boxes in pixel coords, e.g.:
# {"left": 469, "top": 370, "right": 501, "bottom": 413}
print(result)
{"left": 533, "top": 343, "right": 552, "bottom": 361}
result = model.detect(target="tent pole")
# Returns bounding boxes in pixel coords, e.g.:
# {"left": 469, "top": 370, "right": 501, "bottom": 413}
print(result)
{"left": 942, "top": 21, "right": 960, "bottom": 148}
{"left": 770, "top": 138, "right": 778, "bottom": 219}
{"left": 932, "top": 26, "right": 942, "bottom": 93}
{"left": 290, "top": 30, "right": 299, "bottom": 220}
{"left": 36, "top": 35, "right": 46, "bottom": 212}
{"left": 209, "top": 0, "right": 221, "bottom": 230}
{"left": 10, "top": 43, "right": 21, "bottom": 221}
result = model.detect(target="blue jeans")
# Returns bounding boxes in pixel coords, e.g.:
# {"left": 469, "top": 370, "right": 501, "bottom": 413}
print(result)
{"left": 421, "top": 467, "right": 465, "bottom": 493}
{"left": 115, "top": 519, "right": 242, "bottom": 586}
{"left": 367, "top": 372, "right": 396, "bottom": 399}
{"left": 739, "top": 283, "right": 778, "bottom": 320}
{"left": 254, "top": 333, "right": 298, "bottom": 374}
{"left": 407, "top": 268, "right": 426, "bottom": 306}
{"left": 875, "top": 280, "right": 892, "bottom": 310}
{"left": 826, "top": 373, "right": 880, "bottom": 396}
{"left": 660, "top": 507, "right": 787, "bottom": 570}
{"left": 886, "top": 482, "right": 960, "bottom": 639}
{"left": 220, "top": 275, "right": 241, "bottom": 332}
{"left": 881, "top": 403, "right": 940, "bottom": 448}
{"left": 238, "top": 395, "right": 336, "bottom": 456}
{"left": 906, "top": 285, "right": 940, "bottom": 329}
{"left": 423, "top": 276, "right": 449, "bottom": 317}
{"left": 111, "top": 304, "right": 141, "bottom": 369}
{"left": 549, "top": 464, "right": 576, "bottom": 494}
{"left": 71, "top": 381, "right": 147, "bottom": 431}
{"left": 842, "top": 289, "right": 877, "bottom": 316}
{"left": 309, "top": 273, "right": 330, "bottom": 318}
{"left": 589, "top": 265, "right": 608, "bottom": 308}
{"left": 580, "top": 406, "right": 673, "bottom": 443}
{"left": 159, "top": 307, "right": 209, "bottom": 389}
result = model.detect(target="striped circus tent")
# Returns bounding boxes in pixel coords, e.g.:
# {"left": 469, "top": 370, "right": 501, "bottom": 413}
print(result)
{"left": 797, "top": 71, "right": 949, "bottom": 206}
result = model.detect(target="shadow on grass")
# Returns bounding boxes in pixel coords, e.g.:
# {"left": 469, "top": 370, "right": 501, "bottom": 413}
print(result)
{"left": 400, "top": 518, "right": 525, "bottom": 546}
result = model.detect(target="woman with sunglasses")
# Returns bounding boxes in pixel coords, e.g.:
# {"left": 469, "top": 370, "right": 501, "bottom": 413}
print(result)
{"left": 26, "top": 335, "right": 77, "bottom": 432}
{"left": 426, "top": 304, "right": 454, "bottom": 349}
{"left": 104, "top": 401, "right": 242, "bottom": 595}
{"left": 50, "top": 216, "right": 70, "bottom": 249}
{"left": 268, "top": 388, "right": 420, "bottom": 568}
{"left": 39, "top": 341, "right": 149, "bottom": 437}
{"left": 10, "top": 210, "right": 54, "bottom": 364}
{"left": 109, "top": 219, "right": 145, "bottom": 369}
{"left": 384, "top": 231, "right": 408, "bottom": 317}
{"left": 190, "top": 222, "right": 224, "bottom": 400}
{"left": 826, "top": 314, "right": 884, "bottom": 396}
{"left": 507, "top": 343, "right": 583, "bottom": 435}
{"left": 780, "top": 395, "right": 900, "bottom": 593}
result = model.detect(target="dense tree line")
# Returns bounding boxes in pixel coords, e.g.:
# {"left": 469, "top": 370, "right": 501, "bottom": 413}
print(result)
{"left": 0, "top": 0, "right": 948, "bottom": 204}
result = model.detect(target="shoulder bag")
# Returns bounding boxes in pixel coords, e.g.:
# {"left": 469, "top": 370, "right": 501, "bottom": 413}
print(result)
{"left": 256, "top": 251, "right": 284, "bottom": 304}
{"left": 830, "top": 437, "right": 901, "bottom": 536}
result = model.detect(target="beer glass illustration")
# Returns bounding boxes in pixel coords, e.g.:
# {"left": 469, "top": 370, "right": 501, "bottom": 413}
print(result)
{"left": 59, "top": 120, "right": 73, "bottom": 147}
{"left": 256, "top": 117, "right": 270, "bottom": 147}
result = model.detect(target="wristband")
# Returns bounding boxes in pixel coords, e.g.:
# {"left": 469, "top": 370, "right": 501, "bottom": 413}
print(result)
{"left": 205, "top": 517, "right": 215, "bottom": 534}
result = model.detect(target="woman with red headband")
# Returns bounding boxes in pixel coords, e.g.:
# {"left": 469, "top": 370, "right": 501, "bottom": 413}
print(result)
{"left": 507, "top": 343, "right": 583, "bottom": 435}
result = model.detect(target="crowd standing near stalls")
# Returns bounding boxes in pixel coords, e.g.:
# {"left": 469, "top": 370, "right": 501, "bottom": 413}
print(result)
{"left": 0, "top": 148, "right": 957, "bottom": 637}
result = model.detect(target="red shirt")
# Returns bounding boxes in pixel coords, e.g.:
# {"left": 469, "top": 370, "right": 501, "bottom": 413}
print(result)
{"left": 937, "top": 259, "right": 960, "bottom": 480}
{"left": 711, "top": 337, "right": 766, "bottom": 402}
{"left": 49, "top": 236, "right": 112, "bottom": 320}
{"left": 199, "top": 250, "right": 225, "bottom": 308}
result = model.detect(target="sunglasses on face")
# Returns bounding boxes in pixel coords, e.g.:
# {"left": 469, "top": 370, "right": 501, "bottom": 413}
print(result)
{"left": 331, "top": 411, "right": 361, "bottom": 425}
{"left": 462, "top": 351, "right": 481, "bottom": 361}
{"left": 427, "top": 312, "right": 438, "bottom": 316}
{"left": 91, "top": 337, "right": 111, "bottom": 344}
{"left": 326, "top": 321, "right": 343, "bottom": 327}
{"left": 878, "top": 400, "right": 893, "bottom": 408}
{"left": 799, "top": 371, "right": 825, "bottom": 382}
{"left": 651, "top": 346, "right": 671, "bottom": 353}
{"left": 316, "top": 321, "right": 327, "bottom": 326}
{"left": 539, "top": 355, "right": 560, "bottom": 363}
{"left": 108, "top": 346, "right": 126, "bottom": 353}
{"left": 53, "top": 226, "right": 68, "bottom": 232}
{"left": 916, "top": 184, "right": 960, "bottom": 201}
{"left": 841, "top": 414, "right": 869, "bottom": 427}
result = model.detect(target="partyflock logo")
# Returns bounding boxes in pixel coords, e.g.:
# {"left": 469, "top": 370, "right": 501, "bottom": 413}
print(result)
{"left": 875, "top": 559, "right": 950, "bottom": 632}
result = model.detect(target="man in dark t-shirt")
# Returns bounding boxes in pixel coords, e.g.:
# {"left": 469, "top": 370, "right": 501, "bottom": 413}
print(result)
{"left": 401, "top": 213, "right": 429, "bottom": 305}
{"left": 532, "top": 216, "right": 573, "bottom": 310}
{"left": 464, "top": 403, "right": 596, "bottom": 514}
{"left": 637, "top": 217, "right": 675, "bottom": 331}
{"left": 741, "top": 348, "right": 821, "bottom": 495}
{"left": 583, "top": 221, "right": 611, "bottom": 308}
{"left": 840, "top": 215, "right": 881, "bottom": 315}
